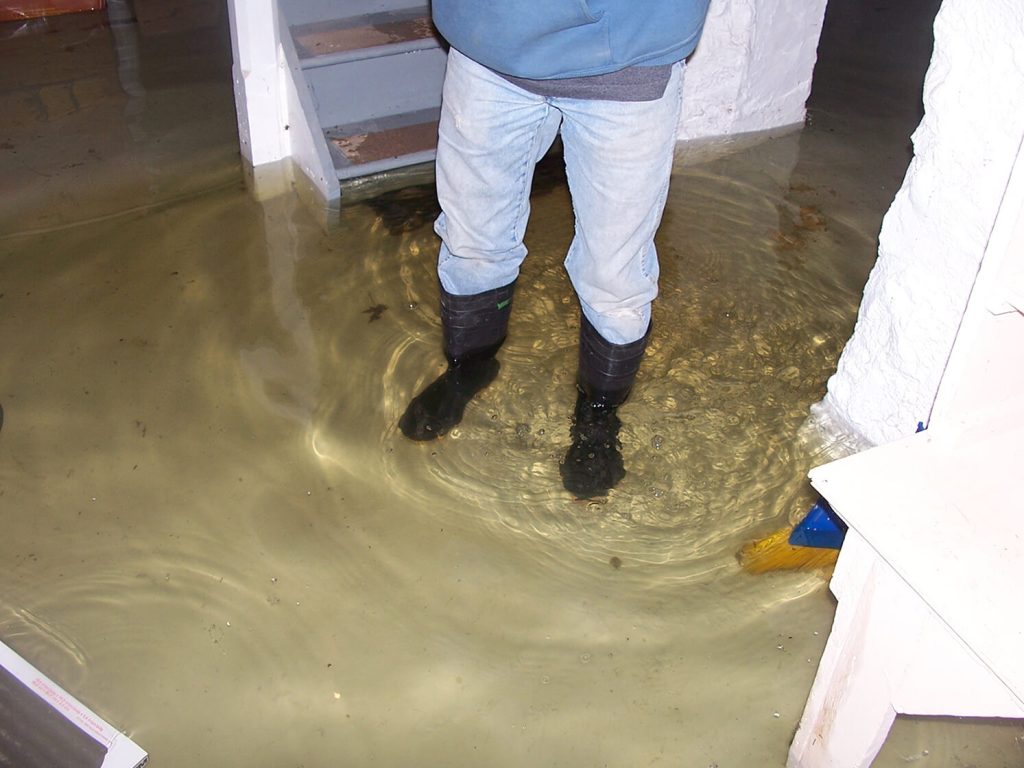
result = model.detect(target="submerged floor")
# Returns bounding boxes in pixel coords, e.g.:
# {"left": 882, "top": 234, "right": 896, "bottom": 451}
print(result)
{"left": 1, "top": 1, "right": 1022, "bottom": 766}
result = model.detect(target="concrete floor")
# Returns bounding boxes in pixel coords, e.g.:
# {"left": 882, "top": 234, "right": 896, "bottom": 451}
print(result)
{"left": 1, "top": 1, "right": 1022, "bottom": 767}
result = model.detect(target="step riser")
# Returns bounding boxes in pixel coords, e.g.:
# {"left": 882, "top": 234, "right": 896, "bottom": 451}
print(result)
{"left": 280, "top": 0, "right": 424, "bottom": 27}
{"left": 306, "top": 48, "right": 447, "bottom": 130}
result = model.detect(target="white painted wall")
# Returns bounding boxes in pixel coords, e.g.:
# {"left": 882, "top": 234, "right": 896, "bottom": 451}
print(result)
{"left": 818, "top": 0, "right": 1024, "bottom": 446}
{"left": 679, "top": 0, "right": 829, "bottom": 140}
{"left": 227, "top": 0, "right": 288, "bottom": 167}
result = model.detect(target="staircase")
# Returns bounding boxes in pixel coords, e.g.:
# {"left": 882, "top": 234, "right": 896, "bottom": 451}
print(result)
{"left": 229, "top": 0, "right": 447, "bottom": 201}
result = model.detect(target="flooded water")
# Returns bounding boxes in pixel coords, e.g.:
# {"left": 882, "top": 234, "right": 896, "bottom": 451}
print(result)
{"left": 1, "top": 2, "right": 1022, "bottom": 767}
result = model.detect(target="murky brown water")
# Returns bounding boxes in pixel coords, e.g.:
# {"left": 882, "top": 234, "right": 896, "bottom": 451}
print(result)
{"left": 2, "top": 3, "right": 1022, "bottom": 767}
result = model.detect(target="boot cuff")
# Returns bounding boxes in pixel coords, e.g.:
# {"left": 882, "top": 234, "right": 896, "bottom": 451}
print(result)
{"left": 441, "top": 281, "right": 516, "bottom": 363}
{"left": 577, "top": 314, "right": 650, "bottom": 406}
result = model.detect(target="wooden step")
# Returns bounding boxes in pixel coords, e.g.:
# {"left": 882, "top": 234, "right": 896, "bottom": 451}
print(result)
{"left": 326, "top": 108, "right": 439, "bottom": 180}
{"left": 292, "top": 8, "right": 441, "bottom": 68}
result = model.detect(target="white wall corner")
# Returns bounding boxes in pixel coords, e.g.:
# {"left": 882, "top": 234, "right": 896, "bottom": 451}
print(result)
{"left": 678, "top": 0, "right": 828, "bottom": 141}
{"left": 820, "top": 0, "right": 1024, "bottom": 447}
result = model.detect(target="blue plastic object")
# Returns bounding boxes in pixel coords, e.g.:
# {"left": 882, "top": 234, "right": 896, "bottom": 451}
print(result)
{"left": 789, "top": 498, "right": 847, "bottom": 550}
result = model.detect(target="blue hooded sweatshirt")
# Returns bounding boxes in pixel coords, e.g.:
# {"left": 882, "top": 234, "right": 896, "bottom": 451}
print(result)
{"left": 431, "top": 0, "right": 712, "bottom": 80}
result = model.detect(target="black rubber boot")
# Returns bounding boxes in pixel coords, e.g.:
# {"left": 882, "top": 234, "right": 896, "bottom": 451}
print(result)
{"left": 560, "top": 315, "right": 650, "bottom": 499}
{"left": 399, "top": 282, "right": 514, "bottom": 441}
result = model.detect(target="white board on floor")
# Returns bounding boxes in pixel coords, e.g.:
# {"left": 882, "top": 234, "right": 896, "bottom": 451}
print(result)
{"left": 0, "top": 639, "right": 147, "bottom": 768}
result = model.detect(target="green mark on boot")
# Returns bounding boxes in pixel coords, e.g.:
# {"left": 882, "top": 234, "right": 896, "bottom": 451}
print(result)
{"left": 496, "top": 299, "right": 510, "bottom": 310}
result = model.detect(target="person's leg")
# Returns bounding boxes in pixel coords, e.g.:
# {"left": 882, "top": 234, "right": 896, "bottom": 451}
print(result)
{"left": 401, "top": 50, "right": 561, "bottom": 440}
{"left": 435, "top": 49, "right": 562, "bottom": 298}
{"left": 560, "top": 314, "right": 651, "bottom": 497}
{"left": 555, "top": 63, "right": 684, "bottom": 495}
{"left": 557, "top": 61, "right": 684, "bottom": 346}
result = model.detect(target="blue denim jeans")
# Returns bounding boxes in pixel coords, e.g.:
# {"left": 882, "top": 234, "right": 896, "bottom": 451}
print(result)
{"left": 434, "top": 49, "right": 684, "bottom": 345}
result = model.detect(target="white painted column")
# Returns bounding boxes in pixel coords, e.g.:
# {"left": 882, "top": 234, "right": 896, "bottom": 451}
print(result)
{"left": 679, "top": 0, "right": 829, "bottom": 140}
{"left": 818, "top": 0, "right": 1024, "bottom": 446}
{"left": 226, "top": 0, "right": 288, "bottom": 167}
{"left": 787, "top": 535, "right": 900, "bottom": 768}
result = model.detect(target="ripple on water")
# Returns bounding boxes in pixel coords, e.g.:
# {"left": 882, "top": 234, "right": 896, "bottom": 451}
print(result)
{"left": 177, "top": 161, "right": 871, "bottom": 612}
{"left": 0, "top": 606, "right": 90, "bottom": 690}
{"left": 301, "top": 165, "right": 872, "bottom": 589}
